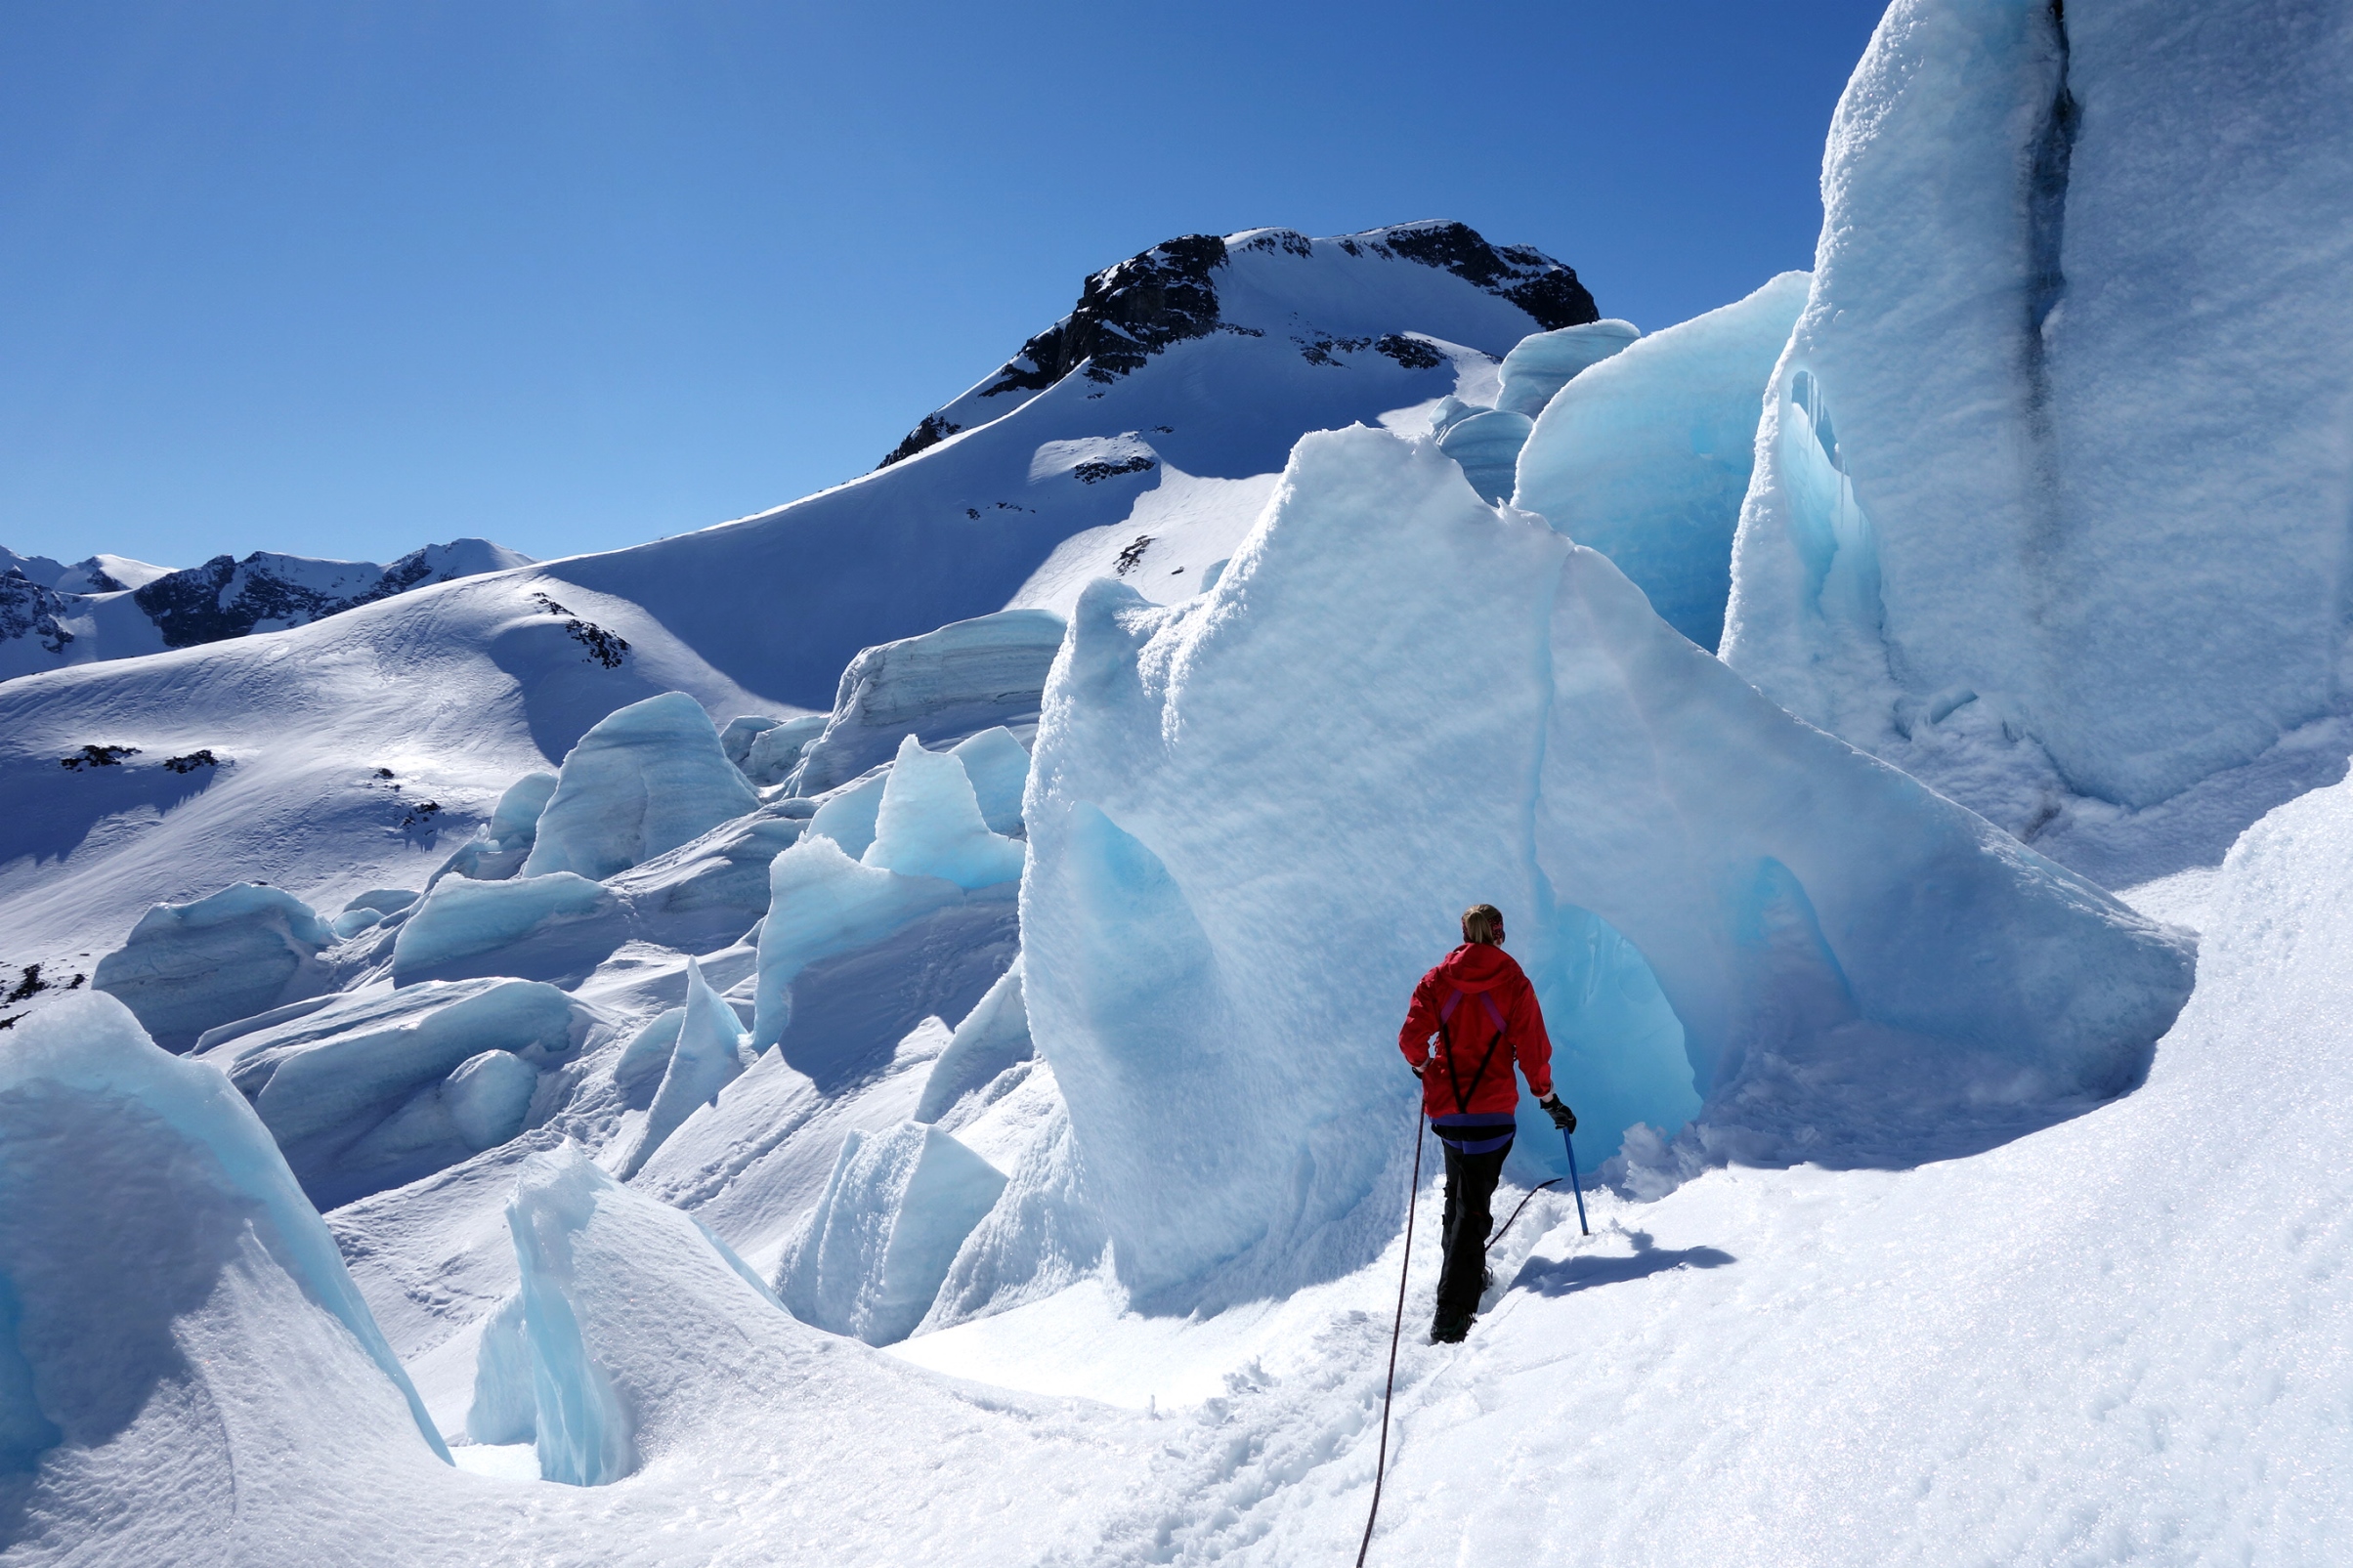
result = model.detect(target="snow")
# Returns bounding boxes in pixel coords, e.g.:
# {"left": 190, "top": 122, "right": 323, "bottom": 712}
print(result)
{"left": 90, "top": 883, "right": 335, "bottom": 1052}
{"left": 774, "top": 1121, "right": 1008, "bottom": 1345}
{"left": 1722, "top": 0, "right": 2353, "bottom": 867}
{"left": 520, "top": 691, "right": 759, "bottom": 880}
{"left": 1023, "top": 424, "right": 2192, "bottom": 1310}
{"left": 391, "top": 871, "right": 628, "bottom": 986}
{"left": 0, "top": 996, "right": 449, "bottom": 1545}
{"left": 863, "top": 735, "right": 1027, "bottom": 891}
{"left": 1513, "top": 273, "right": 1808, "bottom": 651}
{"left": 1492, "top": 318, "right": 1642, "bottom": 416}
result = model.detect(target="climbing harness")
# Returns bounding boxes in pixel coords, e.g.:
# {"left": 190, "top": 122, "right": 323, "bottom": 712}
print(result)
{"left": 1355, "top": 1094, "right": 1425, "bottom": 1568}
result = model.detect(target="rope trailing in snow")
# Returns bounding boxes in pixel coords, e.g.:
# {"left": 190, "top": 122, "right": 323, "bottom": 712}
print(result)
{"left": 1485, "top": 1176, "right": 1562, "bottom": 1255}
{"left": 1356, "top": 1099, "right": 1426, "bottom": 1568}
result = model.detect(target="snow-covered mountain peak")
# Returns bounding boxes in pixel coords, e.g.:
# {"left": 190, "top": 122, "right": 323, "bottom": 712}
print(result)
{"left": 879, "top": 220, "right": 1597, "bottom": 467}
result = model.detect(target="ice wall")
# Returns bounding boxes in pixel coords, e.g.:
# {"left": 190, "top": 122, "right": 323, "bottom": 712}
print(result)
{"left": 1515, "top": 273, "right": 1807, "bottom": 651}
{"left": 1722, "top": 0, "right": 2353, "bottom": 852}
{"left": 0, "top": 995, "right": 449, "bottom": 1547}
{"left": 1023, "top": 426, "right": 2194, "bottom": 1306}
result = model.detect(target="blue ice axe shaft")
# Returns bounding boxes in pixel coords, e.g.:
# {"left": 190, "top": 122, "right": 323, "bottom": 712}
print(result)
{"left": 1562, "top": 1128, "right": 1590, "bottom": 1235}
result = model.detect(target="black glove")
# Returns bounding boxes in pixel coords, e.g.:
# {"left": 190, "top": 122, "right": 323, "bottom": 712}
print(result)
{"left": 1539, "top": 1094, "right": 1576, "bottom": 1133}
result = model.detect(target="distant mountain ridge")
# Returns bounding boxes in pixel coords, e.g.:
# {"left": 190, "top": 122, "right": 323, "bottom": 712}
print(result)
{"left": 0, "top": 536, "right": 535, "bottom": 681}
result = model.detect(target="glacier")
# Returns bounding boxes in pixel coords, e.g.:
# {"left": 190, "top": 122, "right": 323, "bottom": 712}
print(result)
{"left": 1023, "top": 425, "right": 2192, "bottom": 1305}
{"left": 7, "top": 51, "right": 2353, "bottom": 1559}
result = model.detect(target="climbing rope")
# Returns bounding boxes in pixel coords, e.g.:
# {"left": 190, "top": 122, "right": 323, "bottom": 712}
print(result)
{"left": 1355, "top": 1099, "right": 1425, "bottom": 1568}
{"left": 1484, "top": 1176, "right": 1562, "bottom": 1255}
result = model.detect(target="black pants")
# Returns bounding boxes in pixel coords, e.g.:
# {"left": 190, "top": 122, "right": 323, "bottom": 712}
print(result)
{"left": 1435, "top": 1136, "right": 1511, "bottom": 1326}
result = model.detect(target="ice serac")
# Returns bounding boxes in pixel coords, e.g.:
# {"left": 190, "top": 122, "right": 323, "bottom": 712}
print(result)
{"left": 616, "top": 959, "right": 749, "bottom": 1179}
{"left": 0, "top": 996, "right": 448, "bottom": 1557}
{"left": 522, "top": 691, "right": 758, "bottom": 880}
{"left": 392, "top": 872, "right": 629, "bottom": 986}
{"left": 915, "top": 960, "right": 1032, "bottom": 1124}
{"left": 775, "top": 1122, "right": 1008, "bottom": 1346}
{"left": 1492, "top": 318, "right": 1642, "bottom": 416}
{"left": 492, "top": 1143, "right": 792, "bottom": 1486}
{"left": 950, "top": 727, "right": 1032, "bottom": 837}
{"left": 789, "top": 610, "right": 1066, "bottom": 796}
{"left": 92, "top": 884, "right": 335, "bottom": 1052}
{"left": 1514, "top": 274, "right": 1808, "bottom": 651}
{"left": 864, "top": 735, "right": 1026, "bottom": 891}
{"left": 749, "top": 835, "right": 963, "bottom": 1050}
{"left": 1435, "top": 409, "right": 1534, "bottom": 505}
{"left": 1023, "top": 426, "right": 2195, "bottom": 1305}
{"left": 195, "top": 978, "right": 581, "bottom": 1206}
{"left": 1721, "top": 0, "right": 2353, "bottom": 874}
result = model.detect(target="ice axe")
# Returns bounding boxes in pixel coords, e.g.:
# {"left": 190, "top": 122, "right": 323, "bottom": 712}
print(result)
{"left": 1562, "top": 1127, "right": 1589, "bottom": 1236}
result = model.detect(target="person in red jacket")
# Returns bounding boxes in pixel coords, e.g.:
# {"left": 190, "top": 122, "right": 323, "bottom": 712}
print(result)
{"left": 1397, "top": 903, "right": 1576, "bottom": 1343}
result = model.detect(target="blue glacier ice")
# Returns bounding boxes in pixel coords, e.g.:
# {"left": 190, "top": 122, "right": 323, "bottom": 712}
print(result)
{"left": 742, "top": 713, "right": 829, "bottom": 787}
{"left": 774, "top": 1121, "right": 1008, "bottom": 1345}
{"left": 1513, "top": 273, "right": 1808, "bottom": 651}
{"left": 864, "top": 736, "right": 1026, "bottom": 891}
{"left": 617, "top": 959, "right": 750, "bottom": 1178}
{"left": 949, "top": 727, "right": 1032, "bottom": 837}
{"left": 607, "top": 803, "right": 807, "bottom": 952}
{"left": 91, "top": 883, "right": 336, "bottom": 1052}
{"left": 1022, "top": 425, "right": 2195, "bottom": 1305}
{"left": 522, "top": 692, "right": 758, "bottom": 880}
{"left": 1493, "top": 318, "right": 1641, "bottom": 416}
{"left": 749, "top": 835, "right": 964, "bottom": 1050}
{"left": 788, "top": 609, "right": 1066, "bottom": 796}
{"left": 915, "top": 960, "right": 1032, "bottom": 1124}
{"left": 1435, "top": 408, "right": 1533, "bottom": 504}
{"left": 1721, "top": 0, "right": 2353, "bottom": 867}
{"left": 804, "top": 768, "right": 891, "bottom": 860}
{"left": 195, "top": 976, "right": 580, "bottom": 1204}
{"left": 392, "top": 871, "right": 629, "bottom": 986}
{"left": 492, "top": 1141, "right": 787, "bottom": 1486}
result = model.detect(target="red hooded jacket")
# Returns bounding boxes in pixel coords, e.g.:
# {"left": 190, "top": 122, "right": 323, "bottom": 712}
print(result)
{"left": 1397, "top": 943, "right": 1554, "bottom": 1119}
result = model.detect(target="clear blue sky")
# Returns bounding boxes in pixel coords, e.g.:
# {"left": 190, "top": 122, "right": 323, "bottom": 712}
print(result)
{"left": 2, "top": 1, "right": 1889, "bottom": 569}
